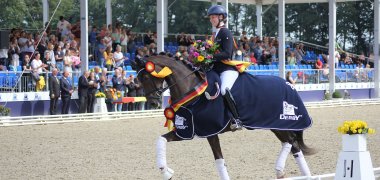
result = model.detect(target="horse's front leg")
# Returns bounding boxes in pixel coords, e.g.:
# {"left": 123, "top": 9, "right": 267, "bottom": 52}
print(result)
{"left": 156, "top": 131, "right": 182, "bottom": 180}
{"left": 207, "top": 135, "right": 230, "bottom": 180}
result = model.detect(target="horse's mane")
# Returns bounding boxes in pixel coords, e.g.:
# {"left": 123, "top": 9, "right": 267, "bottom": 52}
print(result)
{"left": 147, "top": 55, "right": 196, "bottom": 73}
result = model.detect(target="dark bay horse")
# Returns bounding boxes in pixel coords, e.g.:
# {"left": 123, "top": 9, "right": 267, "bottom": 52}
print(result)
{"left": 136, "top": 55, "right": 316, "bottom": 179}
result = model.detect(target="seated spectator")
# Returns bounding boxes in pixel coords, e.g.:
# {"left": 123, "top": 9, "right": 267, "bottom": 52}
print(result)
{"left": 286, "top": 71, "right": 296, "bottom": 85}
{"left": 287, "top": 52, "right": 297, "bottom": 65}
{"left": 315, "top": 58, "right": 323, "bottom": 69}
{"left": 249, "top": 52, "right": 257, "bottom": 64}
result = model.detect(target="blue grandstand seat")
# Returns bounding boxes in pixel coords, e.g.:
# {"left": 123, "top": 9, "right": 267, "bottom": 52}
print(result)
{"left": 168, "top": 42, "right": 173, "bottom": 46}
{"left": 125, "top": 53, "right": 131, "bottom": 59}
{"left": 126, "top": 66, "right": 133, "bottom": 71}
{"left": 131, "top": 53, "right": 135, "bottom": 60}
{"left": 17, "top": 66, "right": 22, "bottom": 71}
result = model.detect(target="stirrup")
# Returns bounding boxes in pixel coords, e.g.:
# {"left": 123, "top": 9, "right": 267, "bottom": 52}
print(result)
{"left": 160, "top": 167, "right": 174, "bottom": 180}
{"left": 230, "top": 118, "right": 243, "bottom": 131}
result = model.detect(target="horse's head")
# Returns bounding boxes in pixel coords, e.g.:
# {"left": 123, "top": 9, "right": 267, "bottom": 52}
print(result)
{"left": 135, "top": 55, "right": 200, "bottom": 109}
{"left": 135, "top": 56, "right": 167, "bottom": 109}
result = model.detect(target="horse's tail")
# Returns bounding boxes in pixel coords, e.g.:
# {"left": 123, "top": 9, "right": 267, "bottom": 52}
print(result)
{"left": 294, "top": 131, "right": 317, "bottom": 156}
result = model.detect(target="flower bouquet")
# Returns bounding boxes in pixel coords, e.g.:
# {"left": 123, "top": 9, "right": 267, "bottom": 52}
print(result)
{"left": 188, "top": 40, "right": 220, "bottom": 70}
{"left": 337, "top": 120, "right": 375, "bottom": 135}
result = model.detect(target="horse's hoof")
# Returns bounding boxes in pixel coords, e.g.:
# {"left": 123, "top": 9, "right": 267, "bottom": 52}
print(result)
{"left": 161, "top": 167, "right": 174, "bottom": 180}
{"left": 276, "top": 170, "right": 286, "bottom": 179}
{"left": 230, "top": 124, "right": 243, "bottom": 131}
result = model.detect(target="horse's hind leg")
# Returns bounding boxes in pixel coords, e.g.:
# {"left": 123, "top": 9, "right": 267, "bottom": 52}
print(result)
{"left": 272, "top": 130, "right": 311, "bottom": 177}
{"left": 290, "top": 137, "right": 311, "bottom": 176}
{"left": 156, "top": 131, "right": 182, "bottom": 180}
{"left": 207, "top": 135, "right": 230, "bottom": 180}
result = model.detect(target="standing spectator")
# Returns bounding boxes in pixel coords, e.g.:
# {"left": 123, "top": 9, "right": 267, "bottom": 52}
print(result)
{"left": 89, "top": 26, "right": 98, "bottom": 55}
{"left": 104, "top": 47, "right": 113, "bottom": 71}
{"left": 63, "top": 49, "right": 73, "bottom": 77}
{"left": 120, "top": 28, "right": 128, "bottom": 53}
{"left": 22, "top": 55, "right": 32, "bottom": 92}
{"left": 144, "top": 30, "right": 154, "bottom": 46}
{"left": 97, "top": 38, "right": 107, "bottom": 67}
{"left": 111, "top": 28, "right": 121, "bottom": 51}
{"left": 78, "top": 71, "right": 90, "bottom": 113}
{"left": 294, "top": 44, "right": 304, "bottom": 64}
{"left": 127, "top": 74, "right": 137, "bottom": 111}
{"left": 127, "top": 33, "right": 136, "bottom": 54}
{"left": 113, "top": 45, "right": 125, "bottom": 68}
{"left": 99, "top": 68, "right": 108, "bottom": 92}
{"left": 55, "top": 45, "right": 64, "bottom": 71}
{"left": 9, "top": 37, "right": 20, "bottom": 67}
{"left": 87, "top": 72, "right": 97, "bottom": 113}
{"left": 31, "top": 52, "right": 48, "bottom": 91}
{"left": 60, "top": 70, "right": 73, "bottom": 114}
{"left": 253, "top": 40, "right": 264, "bottom": 64}
{"left": 112, "top": 69, "right": 125, "bottom": 111}
{"left": 56, "top": 16, "right": 71, "bottom": 40}
{"left": 177, "top": 32, "right": 187, "bottom": 47}
{"left": 24, "top": 33, "right": 35, "bottom": 59}
{"left": 49, "top": 68, "right": 60, "bottom": 115}
{"left": 135, "top": 78, "right": 145, "bottom": 110}
{"left": 0, "top": 44, "right": 8, "bottom": 67}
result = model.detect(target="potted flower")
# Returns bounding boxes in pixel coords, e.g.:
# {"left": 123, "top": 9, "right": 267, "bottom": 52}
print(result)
{"left": 324, "top": 91, "right": 332, "bottom": 100}
{"left": 337, "top": 120, "right": 375, "bottom": 151}
{"left": 94, "top": 91, "right": 108, "bottom": 113}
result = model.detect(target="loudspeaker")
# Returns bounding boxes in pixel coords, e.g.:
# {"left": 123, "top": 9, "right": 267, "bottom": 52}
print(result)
{"left": 0, "top": 31, "right": 10, "bottom": 49}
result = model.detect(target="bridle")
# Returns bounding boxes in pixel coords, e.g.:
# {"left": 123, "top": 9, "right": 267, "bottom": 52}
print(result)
{"left": 137, "top": 64, "right": 201, "bottom": 99}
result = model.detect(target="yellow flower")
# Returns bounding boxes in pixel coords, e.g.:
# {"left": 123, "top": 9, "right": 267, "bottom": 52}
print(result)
{"left": 207, "top": 40, "right": 213, "bottom": 46}
{"left": 197, "top": 55, "right": 205, "bottom": 62}
{"left": 358, "top": 129, "right": 362, "bottom": 134}
{"left": 368, "top": 128, "right": 375, "bottom": 134}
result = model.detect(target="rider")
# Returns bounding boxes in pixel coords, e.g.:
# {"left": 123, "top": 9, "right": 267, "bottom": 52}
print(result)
{"left": 207, "top": 5, "right": 243, "bottom": 130}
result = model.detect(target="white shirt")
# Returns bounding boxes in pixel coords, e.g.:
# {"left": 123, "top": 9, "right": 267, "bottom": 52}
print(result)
{"left": 31, "top": 59, "right": 43, "bottom": 73}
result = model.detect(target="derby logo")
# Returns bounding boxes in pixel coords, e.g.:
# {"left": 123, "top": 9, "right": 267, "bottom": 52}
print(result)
{"left": 175, "top": 114, "right": 188, "bottom": 130}
{"left": 280, "top": 101, "right": 302, "bottom": 121}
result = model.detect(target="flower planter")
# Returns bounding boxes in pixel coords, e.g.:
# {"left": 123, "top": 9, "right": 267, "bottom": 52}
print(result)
{"left": 94, "top": 98, "right": 108, "bottom": 113}
{"left": 342, "top": 134, "right": 367, "bottom": 152}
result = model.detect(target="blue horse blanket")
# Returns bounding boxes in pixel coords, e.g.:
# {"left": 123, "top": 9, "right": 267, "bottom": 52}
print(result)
{"left": 173, "top": 71, "right": 313, "bottom": 139}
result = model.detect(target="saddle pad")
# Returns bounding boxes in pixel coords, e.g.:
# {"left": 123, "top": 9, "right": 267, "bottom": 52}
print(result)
{"left": 173, "top": 71, "right": 312, "bottom": 139}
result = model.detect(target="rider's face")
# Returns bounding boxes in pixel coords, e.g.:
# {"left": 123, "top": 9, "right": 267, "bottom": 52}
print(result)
{"left": 209, "top": 15, "right": 220, "bottom": 27}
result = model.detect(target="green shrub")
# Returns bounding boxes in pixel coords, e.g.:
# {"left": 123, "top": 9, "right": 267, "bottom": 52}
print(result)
{"left": 0, "top": 105, "right": 10, "bottom": 116}
{"left": 332, "top": 90, "right": 342, "bottom": 98}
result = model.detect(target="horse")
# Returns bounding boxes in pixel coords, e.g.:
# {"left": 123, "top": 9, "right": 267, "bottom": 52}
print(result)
{"left": 135, "top": 55, "right": 317, "bottom": 179}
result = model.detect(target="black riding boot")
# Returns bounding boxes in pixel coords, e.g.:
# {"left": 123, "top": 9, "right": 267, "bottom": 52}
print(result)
{"left": 223, "top": 88, "right": 243, "bottom": 131}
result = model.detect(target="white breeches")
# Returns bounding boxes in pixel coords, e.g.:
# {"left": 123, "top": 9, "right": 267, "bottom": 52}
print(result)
{"left": 220, "top": 70, "right": 239, "bottom": 95}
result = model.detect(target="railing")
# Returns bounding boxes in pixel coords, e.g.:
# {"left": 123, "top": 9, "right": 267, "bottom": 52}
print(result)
{"left": 245, "top": 68, "right": 374, "bottom": 84}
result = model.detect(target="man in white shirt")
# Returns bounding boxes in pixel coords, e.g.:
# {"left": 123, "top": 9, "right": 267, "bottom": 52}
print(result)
{"left": 57, "top": 16, "right": 71, "bottom": 39}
